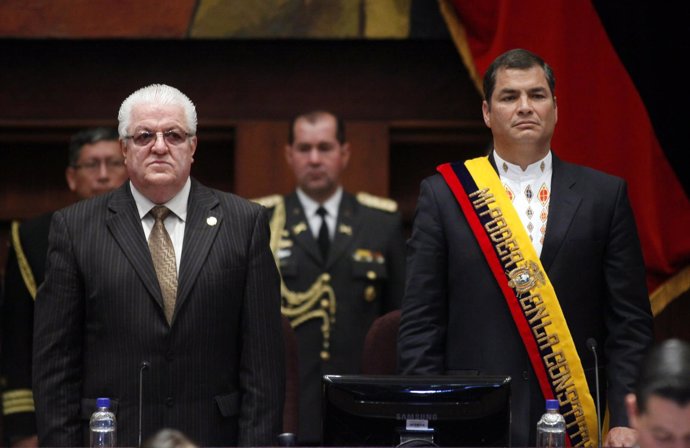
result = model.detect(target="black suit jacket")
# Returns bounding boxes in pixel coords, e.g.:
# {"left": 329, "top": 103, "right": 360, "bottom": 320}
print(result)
{"left": 32, "top": 179, "right": 285, "bottom": 447}
{"left": 267, "top": 191, "right": 405, "bottom": 444}
{"left": 1, "top": 212, "right": 52, "bottom": 444}
{"left": 398, "top": 154, "right": 654, "bottom": 446}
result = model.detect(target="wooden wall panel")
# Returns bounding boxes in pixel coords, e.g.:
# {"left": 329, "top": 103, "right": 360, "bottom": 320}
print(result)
{"left": 235, "top": 121, "right": 292, "bottom": 199}
{"left": 234, "top": 120, "right": 390, "bottom": 199}
{"left": 0, "top": 39, "right": 480, "bottom": 122}
{"left": 340, "top": 121, "right": 390, "bottom": 197}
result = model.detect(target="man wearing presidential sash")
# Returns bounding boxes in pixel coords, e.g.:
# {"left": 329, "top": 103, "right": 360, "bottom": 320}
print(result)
{"left": 398, "top": 49, "right": 653, "bottom": 447}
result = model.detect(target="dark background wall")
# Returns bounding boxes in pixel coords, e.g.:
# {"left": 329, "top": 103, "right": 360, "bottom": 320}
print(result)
{"left": 0, "top": 38, "right": 489, "bottom": 221}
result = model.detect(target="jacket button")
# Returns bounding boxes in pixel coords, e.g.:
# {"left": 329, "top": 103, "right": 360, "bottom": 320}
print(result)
{"left": 522, "top": 370, "right": 529, "bottom": 380}
{"left": 166, "top": 397, "right": 174, "bottom": 407}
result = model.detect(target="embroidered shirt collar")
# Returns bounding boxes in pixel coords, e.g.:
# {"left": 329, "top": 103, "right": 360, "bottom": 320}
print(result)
{"left": 493, "top": 150, "right": 553, "bottom": 181}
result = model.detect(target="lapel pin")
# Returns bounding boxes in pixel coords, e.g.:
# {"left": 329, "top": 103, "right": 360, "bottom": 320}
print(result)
{"left": 207, "top": 216, "right": 218, "bottom": 226}
{"left": 338, "top": 224, "right": 352, "bottom": 235}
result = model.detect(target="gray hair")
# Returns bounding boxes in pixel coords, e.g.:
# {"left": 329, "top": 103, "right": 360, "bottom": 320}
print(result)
{"left": 118, "top": 84, "right": 197, "bottom": 138}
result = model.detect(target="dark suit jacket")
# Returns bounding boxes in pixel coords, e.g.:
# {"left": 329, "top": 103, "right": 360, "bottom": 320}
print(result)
{"left": 1, "top": 212, "right": 52, "bottom": 444}
{"left": 32, "top": 179, "right": 285, "bottom": 447}
{"left": 398, "top": 154, "right": 654, "bottom": 446}
{"left": 272, "top": 191, "right": 405, "bottom": 444}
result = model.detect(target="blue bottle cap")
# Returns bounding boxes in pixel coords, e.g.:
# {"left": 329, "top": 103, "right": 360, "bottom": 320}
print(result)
{"left": 545, "top": 399, "right": 559, "bottom": 411}
{"left": 96, "top": 397, "right": 111, "bottom": 408}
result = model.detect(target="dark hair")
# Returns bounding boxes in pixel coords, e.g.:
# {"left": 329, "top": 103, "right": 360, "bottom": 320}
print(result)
{"left": 634, "top": 338, "right": 690, "bottom": 412}
{"left": 482, "top": 48, "right": 556, "bottom": 104}
{"left": 68, "top": 127, "right": 120, "bottom": 167}
{"left": 288, "top": 111, "right": 346, "bottom": 145}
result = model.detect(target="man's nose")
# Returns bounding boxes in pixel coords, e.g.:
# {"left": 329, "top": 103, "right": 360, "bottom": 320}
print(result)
{"left": 518, "top": 94, "right": 533, "bottom": 112}
{"left": 308, "top": 147, "right": 321, "bottom": 163}
{"left": 97, "top": 161, "right": 109, "bottom": 178}
{"left": 151, "top": 132, "right": 168, "bottom": 152}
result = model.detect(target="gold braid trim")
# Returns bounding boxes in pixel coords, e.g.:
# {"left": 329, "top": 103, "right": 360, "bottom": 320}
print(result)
{"left": 10, "top": 220, "right": 38, "bottom": 300}
{"left": 262, "top": 196, "right": 338, "bottom": 359}
{"left": 356, "top": 192, "right": 398, "bottom": 213}
{"left": 650, "top": 265, "right": 690, "bottom": 317}
{"left": 281, "top": 278, "right": 336, "bottom": 359}
{"left": 2, "top": 389, "right": 35, "bottom": 415}
{"left": 265, "top": 197, "right": 286, "bottom": 265}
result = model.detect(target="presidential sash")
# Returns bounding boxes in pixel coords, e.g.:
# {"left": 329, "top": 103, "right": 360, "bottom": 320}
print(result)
{"left": 438, "top": 157, "right": 598, "bottom": 447}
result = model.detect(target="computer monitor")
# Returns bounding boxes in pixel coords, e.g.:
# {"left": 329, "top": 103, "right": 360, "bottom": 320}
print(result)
{"left": 322, "top": 374, "right": 511, "bottom": 447}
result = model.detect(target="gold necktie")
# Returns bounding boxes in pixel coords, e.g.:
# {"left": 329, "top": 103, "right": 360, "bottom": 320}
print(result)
{"left": 148, "top": 205, "right": 178, "bottom": 324}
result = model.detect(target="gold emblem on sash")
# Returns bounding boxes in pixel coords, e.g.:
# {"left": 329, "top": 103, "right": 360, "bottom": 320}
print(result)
{"left": 507, "top": 260, "right": 546, "bottom": 294}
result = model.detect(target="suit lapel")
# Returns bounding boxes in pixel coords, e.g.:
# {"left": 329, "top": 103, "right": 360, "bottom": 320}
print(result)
{"left": 176, "top": 180, "right": 221, "bottom": 316}
{"left": 540, "top": 156, "right": 582, "bottom": 271}
{"left": 326, "top": 192, "right": 356, "bottom": 270}
{"left": 285, "top": 193, "right": 323, "bottom": 266}
{"left": 106, "top": 184, "right": 164, "bottom": 308}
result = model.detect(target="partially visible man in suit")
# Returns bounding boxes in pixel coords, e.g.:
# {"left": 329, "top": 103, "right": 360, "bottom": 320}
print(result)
{"left": 626, "top": 338, "right": 690, "bottom": 448}
{"left": 254, "top": 111, "right": 405, "bottom": 444}
{"left": 398, "top": 49, "right": 654, "bottom": 447}
{"left": 1, "top": 127, "right": 127, "bottom": 448}
{"left": 32, "top": 84, "right": 284, "bottom": 447}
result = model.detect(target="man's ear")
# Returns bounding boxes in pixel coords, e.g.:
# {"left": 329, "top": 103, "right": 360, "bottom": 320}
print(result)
{"left": 625, "top": 393, "right": 640, "bottom": 428}
{"left": 121, "top": 139, "right": 128, "bottom": 163}
{"left": 341, "top": 142, "right": 350, "bottom": 168}
{"left": 482, "top": 100, "right": 491, "bottom": 128}
{"left": 65, "top": 167, "right": 77, "bottom": 193}
{"left": 285, "top": 144, "right": 293, "bottom": 165}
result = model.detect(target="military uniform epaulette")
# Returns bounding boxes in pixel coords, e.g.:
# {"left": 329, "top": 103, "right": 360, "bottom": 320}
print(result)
{"left": 251, "top": 194, "right": 284, "bottom": 209}
{"left": 356, "top": 192, "right": 398, "bottom": 213}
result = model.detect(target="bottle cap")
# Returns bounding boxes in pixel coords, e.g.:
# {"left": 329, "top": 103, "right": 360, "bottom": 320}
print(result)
{"left": 545, "top": 399, "right": 559, "bottom": 411}
{"left": 96, "top": 397, "right": 111, "bottom": 408}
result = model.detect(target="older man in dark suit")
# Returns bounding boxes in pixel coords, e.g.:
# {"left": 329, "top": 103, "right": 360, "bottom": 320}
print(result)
{"left": 398, "top": 49, "right": 653, "bottom": 447}
{"left": 32, "top": 84, "right": 284, "bottom": 447}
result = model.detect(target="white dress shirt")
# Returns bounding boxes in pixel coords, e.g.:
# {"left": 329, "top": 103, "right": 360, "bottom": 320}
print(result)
{"left": 131, "top": 177, "right": 191, "bottom": 274}
{"left": 296, "top": 187, "right": 342, "bottom": 241}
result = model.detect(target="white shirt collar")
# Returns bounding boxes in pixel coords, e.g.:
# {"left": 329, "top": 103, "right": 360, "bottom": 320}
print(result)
{"left": 131, "top": 177, "right": 191, "bottom": 222}
{"left": 296, "top": 187, "right": 343, "bottom": 220}
{"left": 493, "top": 150, "right": 553, "bottom": 181}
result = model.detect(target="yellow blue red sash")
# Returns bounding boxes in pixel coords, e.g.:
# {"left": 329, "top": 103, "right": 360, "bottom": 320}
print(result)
{"left": 437, "top": 157, "right": 598, "bottom": 447}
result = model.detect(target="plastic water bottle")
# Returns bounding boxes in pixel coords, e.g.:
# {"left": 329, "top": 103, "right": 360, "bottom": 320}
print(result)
{"left": 536, "top": 399, "right": 566, "bottom": 448}
{"left": 89, "top": 397, "right": 117, "bottom": 447}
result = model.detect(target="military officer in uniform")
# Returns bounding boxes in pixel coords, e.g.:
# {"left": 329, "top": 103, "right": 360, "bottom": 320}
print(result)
{"left": 254, "top": 111, "right": 406, "bottom": 445}
{"left": 0, "top": 127, "right": 128, "bottom": 447}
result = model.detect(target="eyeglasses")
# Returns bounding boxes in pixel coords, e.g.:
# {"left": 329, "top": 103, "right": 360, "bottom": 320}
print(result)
{"left": 124, "top": 129, "right": 192, "bottom": 147}
{"left": 72, "top": 159, "right": 126, "bottom": 172}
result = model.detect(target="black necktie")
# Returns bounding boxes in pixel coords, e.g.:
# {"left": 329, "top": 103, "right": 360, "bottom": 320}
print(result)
{"left": 316, "top": 206, "right": 330, "bottom": 261}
